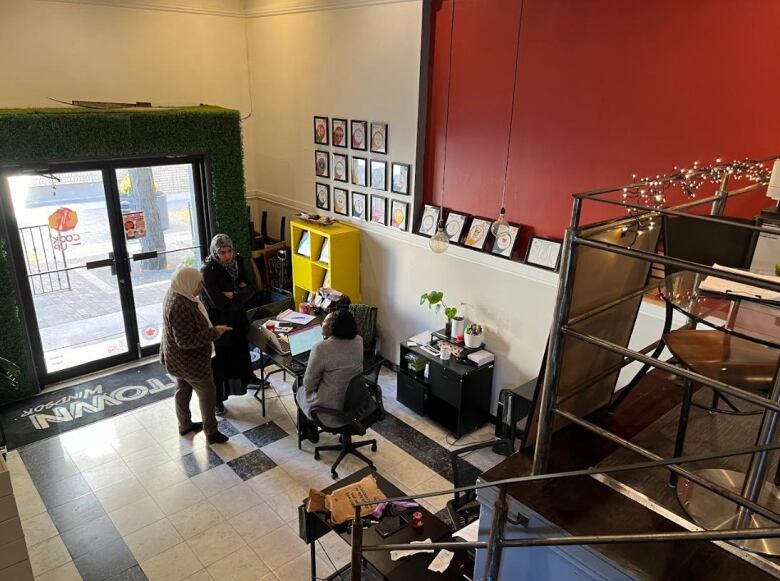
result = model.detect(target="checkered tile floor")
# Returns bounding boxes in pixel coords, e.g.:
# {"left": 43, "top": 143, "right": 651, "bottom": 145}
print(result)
{"left": 7, "top": 367, "right": 505, "bottom": 580}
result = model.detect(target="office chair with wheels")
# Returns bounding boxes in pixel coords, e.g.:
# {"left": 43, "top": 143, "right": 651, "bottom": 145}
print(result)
{"left": 348, "top": 304, "right": 382, "bottom": 369}
{"left": 310, "top": 358, "right": 386, "bottom": 479}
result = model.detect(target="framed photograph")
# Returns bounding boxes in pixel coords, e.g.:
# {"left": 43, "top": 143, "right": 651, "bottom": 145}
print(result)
{"left": 351, "top": 156, "right": 367, "bottom": 187}
{"left": 370, "top": 195, "right": 387, "bottom": 225}
{"left": 315, "top": 183, "right": 330, "bottom": 211}
{"left": 417, "top": 204, "right": 440, "bottom": 237}
{"left": 444, "top": 211, "right": 469, "bottom": 243}
{"left": 391, "top": 163, "right": 411, "bottom": 195}
{"left": 332, "top": 118, "right": 347, "bottom": 148}
{"left": 333, "top": 187, "right": 349, "bottom": 216}
{"left": 351, "top": 120, "right": 367, "bottom": 150}
{"left": 464, "top": 217, "right": 492, "bottom": 250}
{"left": 370, "top": 121, "right": 388, "bottom": 154}
{"left": 370, "top": 160, "right": 387, "bottom": 190}
{"left": 332, "top": 153, "right": 348, "bottom": 182}
{"left": 491, "top": 223, "right": 521, "bottom": 259}
{"left": 525, "top": 236, "right": 563, "bottom": 271}
{"left": 390, "top": 199, "right": 409, "bottom": 231}
{"left": 351, "top": 191, "right": 368, "bottom": 221}
{"left": 315, "top": 150, "right": 329, "bottom": 178}
{"left": 313, "top": 116, "right": 329, "bottom": 145}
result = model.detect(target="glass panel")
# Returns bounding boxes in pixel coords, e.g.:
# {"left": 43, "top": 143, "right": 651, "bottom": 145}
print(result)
{"left": 7, "top": 171, "right": 129, "bottom": 374}
{"left": 116, "top": 164, "right": 202, "bottom": 347}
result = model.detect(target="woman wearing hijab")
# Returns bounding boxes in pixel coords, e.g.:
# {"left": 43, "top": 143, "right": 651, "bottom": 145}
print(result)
{"left": 161, "top": 267, "right": 231, "bottom": 444}
{"left": 200, "top": 234, "right": 259, "bottom": 414}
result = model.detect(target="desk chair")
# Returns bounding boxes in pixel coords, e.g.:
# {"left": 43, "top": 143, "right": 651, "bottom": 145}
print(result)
{"left": 348, "top": 304, "right": 382, "bottom": 369}
{"left": 310, "top": 358, "right": 385, "bottom": 479}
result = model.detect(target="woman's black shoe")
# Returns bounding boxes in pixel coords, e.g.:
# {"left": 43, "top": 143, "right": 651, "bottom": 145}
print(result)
{"left": 215, "top": 402, "right": 226, "bottom": 415}
{"left": 207, "top": 431, "right": 230, "bottom": 444}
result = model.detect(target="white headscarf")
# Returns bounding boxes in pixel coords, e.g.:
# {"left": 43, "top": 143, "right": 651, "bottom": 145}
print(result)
{"left": 170, "top": 267, "right": 211, "bottom": 325}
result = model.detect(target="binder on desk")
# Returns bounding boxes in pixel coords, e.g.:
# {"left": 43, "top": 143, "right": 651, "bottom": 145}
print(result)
{"left": 699, "top": 264, "right": 780, "bottom": 302}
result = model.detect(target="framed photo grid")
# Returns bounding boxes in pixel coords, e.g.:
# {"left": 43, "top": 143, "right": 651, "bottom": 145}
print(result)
{"left": 370, "top": 195, "right": 387, "bottom": 225}
{"left": 391, "top": 163, "right": 411, "bottom": 195}
{"left": 370, "top": 160, "right": 387, "bottom": 191}
{"left": 390, "top": 199, "right": 409, "bottom": 231}
{"left": 332, "top": 153, "right": 348, "bottom": 182}
{"left": 313, "top": 116, "right": 328, "bottom": 145}
{"left": 370, "top": 121, "right": 388, "bottom": 154}
{"left": 351, "top": 156, "right": 367, "bottom": 187}
{"left": 315, "top": 150, "right": 329, "bottom": 178}
{"left": 332, "top": 118, "right": 347, "bottom": 148}
{"left": 351, "top": 191, "right": 367, "bottom": 221}
{"left": 315, "top": 183, "right": 330, "bottom": 211}
{"left": 333, "top": 188, "right": 349, "bottom": 216}
{"left": 351, "top": 120, "right": 367, "bottom": 150}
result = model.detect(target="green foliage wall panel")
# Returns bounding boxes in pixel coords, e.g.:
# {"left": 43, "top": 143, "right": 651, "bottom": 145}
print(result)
{"left": 0, "top": 106, "right": 247, "bottom": 403}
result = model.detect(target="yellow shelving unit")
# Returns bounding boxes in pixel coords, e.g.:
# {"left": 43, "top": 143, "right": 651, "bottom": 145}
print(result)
{"left": 290, "top": 219, "right": 361, "bottom": 307}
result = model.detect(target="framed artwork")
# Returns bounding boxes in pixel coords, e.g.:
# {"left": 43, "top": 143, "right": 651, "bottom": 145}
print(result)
{"left": 352, "top": 191, "right": 368, "bottom": 221}
{"left": 351, "top": 120, "right": 367, "bottom": 150}
{"left": 315, "top": 150, "right": 329, "bottom": 178}
{"left": 391, "top": 163, "right": 411, "bottom": 195}
{"left": 315, "top": 183, "right": 330, "bottom": 211}
{"left": 370, "top": 122, "right": 388, "bottom": 154}
{"left": 351, "top": 156, "right": 367, "bottom": 187}
{"left": 418, "top": 205, "right": 440, "bottom": 237}
{"left": 464, "top": 217, "right": 492, "bottom": 250}
{"left": 370, "top": 195, "right": 387, "bottom": 225}
{"left": 525, "top": 236, "right": 563, "bottom": 271}
{"left": 313, "top": 116, "right": 329, "bottom": 145}
{"left": 390, "top": 199, "right": 409, "bottom": 231}
{"left": 491, "top": 223, "right": 521, "bottom": 259}
{"left": 333, "top": 187, "right": 349, "bottom": 216}
{"left": 370, "top": 160, "right": 387, "bottom": 190}
{"left": 444, "top": 211, "right": 469, "bottom": 243}
{"left": 332, "top": 153, "right": 348, "bottom": 182}
{"left": 332, "top": 118, "right": 348, "bottom": 148}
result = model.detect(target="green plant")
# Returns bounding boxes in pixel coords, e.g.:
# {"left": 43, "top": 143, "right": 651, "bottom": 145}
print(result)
{"left": 0, "top": 356, "right": 20, "bottom": 393}
{"left": 465, "top": 323, "right": 483, "bottom": 336}
{"left": 420, "top": 291, "right": 458, "bottom": 322}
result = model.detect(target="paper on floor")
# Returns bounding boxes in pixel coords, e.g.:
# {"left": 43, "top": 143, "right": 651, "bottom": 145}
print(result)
{"left": 428, "top": 549, "right": 455, "bottom": 572}
{"left": 390, "top": 538, "right": 434, "bottom": 561}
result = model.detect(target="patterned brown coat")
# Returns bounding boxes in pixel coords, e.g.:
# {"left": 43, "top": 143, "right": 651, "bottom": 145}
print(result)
{"left": 160, "top": 289, "right": 218, "bottom": 382}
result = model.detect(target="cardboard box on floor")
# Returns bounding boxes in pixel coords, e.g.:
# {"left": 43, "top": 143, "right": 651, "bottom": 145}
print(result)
{"left": 307, "top": 475, "right": 386, "bottom": 524}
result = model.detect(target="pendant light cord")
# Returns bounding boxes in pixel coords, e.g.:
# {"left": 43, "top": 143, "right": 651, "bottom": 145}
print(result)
{"left": 439, "top": 0, "right": 457, "bottom": 220}
{"left": 498, "top": 0, "right": 525, "bottom": 211}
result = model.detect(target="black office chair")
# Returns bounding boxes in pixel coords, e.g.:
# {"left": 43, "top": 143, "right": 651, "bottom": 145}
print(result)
{"left": 348, "top": 304, "right": 383, "bottom": 369}
{"left": 310, "top": 358, "right": 385, "bottom": 479}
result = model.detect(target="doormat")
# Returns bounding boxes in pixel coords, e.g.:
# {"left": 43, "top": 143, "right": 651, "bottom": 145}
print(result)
{"left": 0, "top": 362, "right": 175, "bottom": 450}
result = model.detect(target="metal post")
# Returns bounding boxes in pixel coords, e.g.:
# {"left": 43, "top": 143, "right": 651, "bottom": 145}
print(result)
{"left": 532, "top": 200, "right": 581, "bottom": 475}
{"left": 710, "top": 173, "right": 731, "bottom": 217}
{"left": 483, "top": 485, "right": 508, "bottom": 581}
{"left": 310, "top": 541, "right": 317, "bottom": 581}
{"left": 350, "top": 506, "right": 363, "bottom": 581}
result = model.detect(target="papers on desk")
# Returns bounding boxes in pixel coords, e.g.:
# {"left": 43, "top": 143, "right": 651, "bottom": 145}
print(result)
{"left": 453, "top": 519, "right": 479, "bottom": 543}
{"left": 390, "top": 538, "right": 434, "bottom": 561}
{"left": 699, "top": 264, "right": 780, "bottom": 302}
{"left": 278, "top": 309, "right": 316, "bottom": 325}
{"left": 407, "top": 330, "right": 433, "bottom": 347}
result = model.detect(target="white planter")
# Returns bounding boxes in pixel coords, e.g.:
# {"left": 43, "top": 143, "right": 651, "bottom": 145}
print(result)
{"left": 464, "top": 332, "right": 483, "bottom": 348}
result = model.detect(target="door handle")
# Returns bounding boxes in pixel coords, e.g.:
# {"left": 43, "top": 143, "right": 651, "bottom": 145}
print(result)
{"left": 85, "top": 252, "right": 116, "bottom": 274}
{"left": 131, "top": 251, "right": 159, "bottom": 261}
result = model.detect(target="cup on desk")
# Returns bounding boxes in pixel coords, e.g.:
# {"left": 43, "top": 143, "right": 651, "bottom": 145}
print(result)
{"left": 300, "top": 302, "right": 312, "bottom": 314}
{"left": 440, "top": 345, "right": 451, "bottom": 361}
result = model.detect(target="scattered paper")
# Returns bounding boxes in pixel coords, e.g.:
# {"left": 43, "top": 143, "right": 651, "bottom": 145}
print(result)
{"left": 408, "top": 330, "right": 433, "bottom": 346}
{"left": 699, "top": 264, "right": 780, "bottom": 302}
{"left": 453, "top": 519, "right": 479, "bottom": 543}
{"left": 278, "top": 309, "right": 316, "bottom": 325}
{"left": 390, "top": 539, "right": 434, "bottom": 561}
{"left": 428, "top": 549, "right": 455, "bottom": 573}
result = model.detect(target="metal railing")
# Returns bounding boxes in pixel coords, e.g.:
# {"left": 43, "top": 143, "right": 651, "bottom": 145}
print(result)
{"left": 18, "top": 224, "right": 71, "bottom": 295}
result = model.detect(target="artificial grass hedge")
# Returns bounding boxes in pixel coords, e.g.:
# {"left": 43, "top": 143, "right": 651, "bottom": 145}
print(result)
{"left": 0, "top": 106, "right": 247, "bottom": 403}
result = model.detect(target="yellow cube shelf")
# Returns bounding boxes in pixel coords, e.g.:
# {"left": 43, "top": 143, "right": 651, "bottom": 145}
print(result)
{"left": 290, "top": 219, "right": 361, "bottom": 307}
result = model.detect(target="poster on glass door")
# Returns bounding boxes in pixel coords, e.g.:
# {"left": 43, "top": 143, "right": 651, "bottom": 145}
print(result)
{"left": 123, "top": 211, "right": 146, "bottom": 239}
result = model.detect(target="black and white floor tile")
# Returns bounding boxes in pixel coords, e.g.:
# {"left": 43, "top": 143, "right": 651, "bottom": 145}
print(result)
{"left": 6, "top": 366, "right": 505, "bottom": 580}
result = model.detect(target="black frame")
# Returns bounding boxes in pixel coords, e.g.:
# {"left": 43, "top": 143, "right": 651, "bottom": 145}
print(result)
{"left": 444, "top": 210, "right": 470, "bottom": 244}
{"left": 370, "top": 121, "right": 388, "bottom": 154}
{"left": 391, "top": 162, "right": 411, "bottom": 195}
{"left": 315, "top": 182, "right": 331, "bottom": 211}
{"left": 314, "top": 116, "right": 329, "bottom": 145}
{"left": 524, "top": 235, "right": 563, "bottom": 271}
{"left": 351, "top": 120, "right": 368, "bottom": 151}
{"left": 332, "top": 118, "right": 348, "bottom": 148}
{"left": 332, "top": 153, "right": 348, "bottom": 183}
{"left": 370, "top": 159, "right": 387, "bottom": 191}
{"left": 370, "top": 195, "right": 387, "bottom": 226}
{"left": 463, "top": 215, "right": 492, "bottom": 250}
{"left": 333, "top": 187, "right": 349, "bottom": 216}
{"left": 417, "top": 204, "right": 441, "bottom": 237}
{"left": 0, "top": 155, "right": 210, "bottom": 387}
{"left": 315, "top": 150, "right": 329, "bottom": 178}
{"left": 490, "top": 222, "right": 522, "bottom": 259}
{"left": 351, "top": 156, "right": 367, "bottom": 187}
{"left": 390, "top": 199, "right": 409, "bottom": 231}
{"left": 351, "top": 191, "right": 368, "bottom": 221}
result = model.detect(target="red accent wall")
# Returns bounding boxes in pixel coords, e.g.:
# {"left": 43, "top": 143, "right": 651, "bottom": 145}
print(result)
{"left": 424, "top": 0, "right": 780, "bottom": 245}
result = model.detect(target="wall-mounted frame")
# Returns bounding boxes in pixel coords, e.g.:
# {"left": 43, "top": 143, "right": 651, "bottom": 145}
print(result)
{"left": 464, "top": 216, "right": 492, "bottom": 250}
{"left": 351, "top": 191, "right": 367, "bottom": 221}
{"left": 391, "top": 162, "right": 411, "bottom": 195}
{"left": 314, "top": 116, "right": 329, "bottom": 145}
{"left": 332, "top": 153, "right": 348, "bottom": 182}
{"left": 525, "top": 236, "right": 563, "bottom": 271}
{"left": 418, "top": 204, "right": 440, "bottom": 237}
{"left": 370, "top": 121, "right": 388, "bottom": 154}
{"left": 315, "top": 150, "right": 329, "bottom": 178}
{"left": 370, "top": 194, "right": 387, "bottom": 225}
{"left": 351, "top": 120, "right": 367, "bottom": 150}
{"left": 491, "top": 223, "right": 521, "bottom": 259}
{"left": 332, "top": 118, "right": 348, "bottom": 148}
{"left": 333, "top": 187, "right": 349, "bottom": 216}
{"left": 370, "top": 160, "right": 387, "bottom": 191}
{"left": 315, "top": 182, "right": 330, "bottom": 211}
{"left": 444, "top": 211, "right": 469, "bottom": 244}
{"left": 390, "top": 199, "right": 409, "bottom": 231}
{"left": 351, "top": 156, "right": 367, "bottom": 187}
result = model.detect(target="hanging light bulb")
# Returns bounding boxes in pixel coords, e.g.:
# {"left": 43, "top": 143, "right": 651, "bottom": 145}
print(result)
{"left": 430, "top": 219, "right": 450, "bottom": 253}
{"left": 490, "top": 207, "right": 508, "bottom": 236}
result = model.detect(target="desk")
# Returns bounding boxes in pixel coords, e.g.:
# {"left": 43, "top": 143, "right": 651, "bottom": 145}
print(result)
{"left": 298, "top": 467, "right": 472, "bottom": 580}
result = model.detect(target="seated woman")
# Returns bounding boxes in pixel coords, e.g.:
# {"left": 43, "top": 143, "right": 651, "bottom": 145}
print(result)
{"left": 200, "top": 233, "right": 259, "bottom": 414}
{"left": 296, "top": 309, "right": 364, "bottom": 442}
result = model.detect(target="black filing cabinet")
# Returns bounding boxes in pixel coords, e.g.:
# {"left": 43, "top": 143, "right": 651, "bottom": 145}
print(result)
{"left": 397, "top": 343, "right": 493, "bottom": 437}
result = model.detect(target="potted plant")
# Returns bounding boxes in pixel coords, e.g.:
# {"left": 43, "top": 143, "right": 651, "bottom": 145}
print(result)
{"left": 420, "top": 291, "right": 458, "bottom": 336}
{"left": 464, "top": 323, "right": 483, "bottom": 348}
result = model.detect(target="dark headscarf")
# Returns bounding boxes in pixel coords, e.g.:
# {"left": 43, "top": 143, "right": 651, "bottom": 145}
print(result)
{"left": 209, "top": 234, "right": 239, "bottom": 281}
